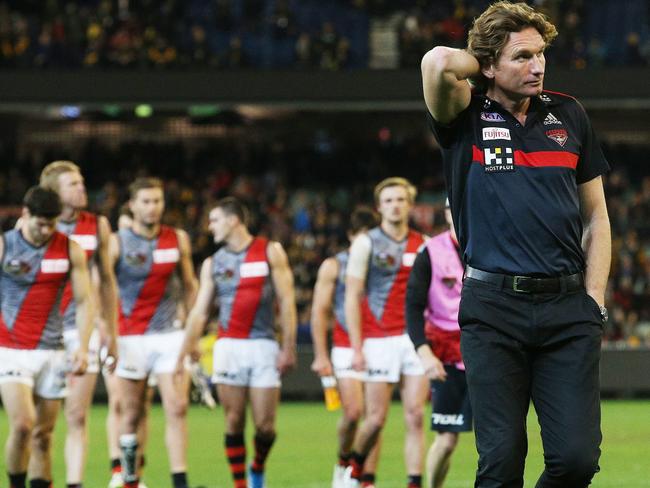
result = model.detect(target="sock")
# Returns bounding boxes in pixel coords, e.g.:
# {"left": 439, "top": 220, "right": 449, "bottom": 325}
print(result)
{"left": 8, "top": 472, "right": 27, "bottom": 488}
{"left": 171, "top": 472, "right": 188, "bottom": 488}
{"left": 251, "top": 431, "right": 276, "bottom": 473}
{"left": 110, "top": 458, "right": 121, "bottom": 474}
{"left": 225, "top": 433, "right": 247, "bottom": 488}
{"left": 119, "top": 434, "right": 139, "bottom": 486}
{"left": 28, "top": 480, "right": 51, "bottom": 488}
{"left": 349, "top": 451, "right": 367, "bottom": 480}
{"left": 337, "top": 451, "right": 351, "bottom": 467}
{"left": 407, "top": 474, "right": 422, "bottom": 488}
{"left": 361, "top": 473, "right": 376, "bottom": 487}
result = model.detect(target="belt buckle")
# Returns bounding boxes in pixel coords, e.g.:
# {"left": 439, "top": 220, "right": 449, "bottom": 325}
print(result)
{"left": 512, "top": 276, "right": 531, "bottom": 293}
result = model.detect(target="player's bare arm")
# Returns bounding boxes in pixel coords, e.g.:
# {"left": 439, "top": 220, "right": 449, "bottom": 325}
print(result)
{"left": 96, "top": 215, "right": 119, "bottom": 367}
{"left": 421, "top": 47, "right": 478, "bottom": 124}
{"left": 344, "top": 233, "right": 371, "bottom": 371}
{"left": 70, "top": 240, "right": 94, "bottom": 375}
{"left": 268, "top": 241, "right": 297, "bottom": 375}
{"left": 176, "top": 257, "right": 215, "bottom": 375}
{"left": 579, "top": 176, "right": 611, "bottom": 307}
{"left": 310, "top": 257, "right": 338, "bottom": 377}
{"left": 176, "top": 229, "right": 199, "bottom": 313}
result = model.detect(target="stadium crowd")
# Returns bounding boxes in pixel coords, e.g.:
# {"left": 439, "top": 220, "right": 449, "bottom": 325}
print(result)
{"left": 0, "top": 0, "right": 648, "bottom": 70}
{"left": 0, "top": 135, "right": 647, "bottom": 346}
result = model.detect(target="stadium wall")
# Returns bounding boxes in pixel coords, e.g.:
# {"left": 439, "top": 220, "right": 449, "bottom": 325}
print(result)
{"left": 1, "top": 68, "right": 650, "bottom": 107}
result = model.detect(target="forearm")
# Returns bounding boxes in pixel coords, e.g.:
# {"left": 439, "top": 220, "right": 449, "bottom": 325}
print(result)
{"left": 423, "top": 46, "right": 481, "bottom": 82}
{"left": 310, "top": 311, "right": 330, "bottom": 359}
{"left": 179, "top": 311, "right": 206, "bottom": 357}
{"left": 278, "top": 298, "right": 297, "bottom": 351}
{"left": 344, "top": 295, "right": 362, "bottom": 351}
{"left": 98, "top": 275, "right": 118, "bottom": 340}
{"left": 583, "top": 214, "right": 611, "bottom": 304}
{"left": 75, "top": 297, "right": 95, "bottom": 352}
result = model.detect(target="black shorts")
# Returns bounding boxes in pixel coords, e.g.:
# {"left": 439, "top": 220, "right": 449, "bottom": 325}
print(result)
{"left": 430, "top": 365, "right": 473, "bottom": 433}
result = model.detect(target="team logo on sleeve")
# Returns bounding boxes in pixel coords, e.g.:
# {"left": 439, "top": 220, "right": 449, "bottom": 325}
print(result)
{"left": 546, "top": 129, "right": 569, "bottom": 147}
{"left": 480, "top": 112, "right": 505, "bottom": 122}
{"left": 483, "top": 147, "right": 514, "bottom": 172}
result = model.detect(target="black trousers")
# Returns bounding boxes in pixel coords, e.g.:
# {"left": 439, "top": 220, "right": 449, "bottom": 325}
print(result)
{"left": 459, "top": 277, "right": 603, "bottom": 488}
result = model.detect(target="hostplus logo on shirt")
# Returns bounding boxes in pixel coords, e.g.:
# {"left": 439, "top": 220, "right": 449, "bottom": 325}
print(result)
{"left": 483, "top": 147, "right": 514, "bottom": 172}
{"left": 543, "top": 112, "right": 562, "bottom": 125}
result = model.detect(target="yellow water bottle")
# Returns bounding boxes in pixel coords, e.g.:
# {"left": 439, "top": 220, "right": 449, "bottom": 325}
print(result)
{"left": 321, "top": 375, "right": 341, "bottom": 411}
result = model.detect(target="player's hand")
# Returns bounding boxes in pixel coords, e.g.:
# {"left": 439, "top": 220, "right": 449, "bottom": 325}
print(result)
{"left": 277, "top": 348, "right": 296, "bottom": 376}
{"left": 189, "top": 343, "right": 201, "bottom": 363}
{"left": 71, "top": 349, "right": 88, "bottom": 376}
{"left": 351, "top": 348, "right": 366, "bottom": 372}
{"left": 422, "top": 354, "right": 447, "bottom": 382}
{"left": 102, "top": 336, "right": 118, "bottom": 373}
{"left": 310, "top": 355, "right": 333, "bottom": 377}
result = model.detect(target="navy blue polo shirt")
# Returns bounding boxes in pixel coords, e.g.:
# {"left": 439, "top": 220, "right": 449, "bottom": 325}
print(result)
{"left": 428, "top": 90, "right": 609, "bottom": 276}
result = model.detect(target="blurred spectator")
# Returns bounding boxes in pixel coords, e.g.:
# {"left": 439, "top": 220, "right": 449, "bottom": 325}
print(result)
{"left": 0, "top": 124, "right": 648, "bottom": 346}
{"left": 0, "top": 0, "right": 648, "bottom": 70}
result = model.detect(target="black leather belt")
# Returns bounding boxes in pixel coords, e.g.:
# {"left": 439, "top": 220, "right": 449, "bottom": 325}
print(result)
{"left": 465, "top": 266, "right": 584, "bottom": 293}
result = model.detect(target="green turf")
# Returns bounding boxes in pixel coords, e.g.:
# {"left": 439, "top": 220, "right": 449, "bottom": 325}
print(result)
{"left": 1, "top": 400, "right": 648, "bottom": 487}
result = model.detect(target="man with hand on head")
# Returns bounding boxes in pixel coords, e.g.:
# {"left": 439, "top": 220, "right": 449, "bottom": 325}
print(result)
{"left": 421, "top": 2, "right": 611, "bottom": 486}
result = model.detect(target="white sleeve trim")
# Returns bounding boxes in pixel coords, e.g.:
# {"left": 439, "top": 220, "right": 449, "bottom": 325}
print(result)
{"left": 346, "top": 234, "right": 371, "bottom": 280}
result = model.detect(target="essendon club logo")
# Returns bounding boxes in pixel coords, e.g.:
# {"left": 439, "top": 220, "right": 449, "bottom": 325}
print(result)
{"left": 373, "top": 252, "right": 396, "bottom": 269}
{"left": 546, "top": 129, "right": 568, "bottom": 147}
{"left": 125, "top": 252, "right": 148, "bottom": 267}
{"left": 3, "top": 259, "right": 31, "bottom": 276}
{"left": 214, "top": 265, "right": 235, "bottom": 282}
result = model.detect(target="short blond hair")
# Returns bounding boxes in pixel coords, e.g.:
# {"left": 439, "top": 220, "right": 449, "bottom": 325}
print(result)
{"left": 373, "top": 177, "right": 417, "bottom": 205}
{"left": 40, "top": 160, "right": 81, "bottom": 192}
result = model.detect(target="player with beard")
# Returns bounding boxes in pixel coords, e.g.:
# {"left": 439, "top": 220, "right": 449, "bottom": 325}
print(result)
{"left": 109, "top": 177, "right": 198, "bottom": 488}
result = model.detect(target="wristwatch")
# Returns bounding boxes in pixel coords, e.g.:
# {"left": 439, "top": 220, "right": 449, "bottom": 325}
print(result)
{"left": 599, "top": 305, "right": 608, "bottom": 322}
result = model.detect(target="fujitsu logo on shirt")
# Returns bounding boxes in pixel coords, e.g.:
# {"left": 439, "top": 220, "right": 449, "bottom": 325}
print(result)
{"left": 482, "top": 127, "right": 511, "bottom": 141}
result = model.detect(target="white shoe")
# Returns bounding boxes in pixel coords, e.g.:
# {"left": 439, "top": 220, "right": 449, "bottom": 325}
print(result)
{"left": 108, "top": 472, "right": 123, "bottom": 488}
{"left": 342, "top": 466, "right": 361, "bottom": 488}
{"left": 138, "top": 482, "right": 148, "bottom": 488}
{"left": 332, "top": 464, "right": 346, "bottom": 488}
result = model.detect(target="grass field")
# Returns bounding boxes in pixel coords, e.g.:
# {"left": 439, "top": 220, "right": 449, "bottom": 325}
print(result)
{"left": 1, "top": 400, "right": 648, "bottom": 487}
